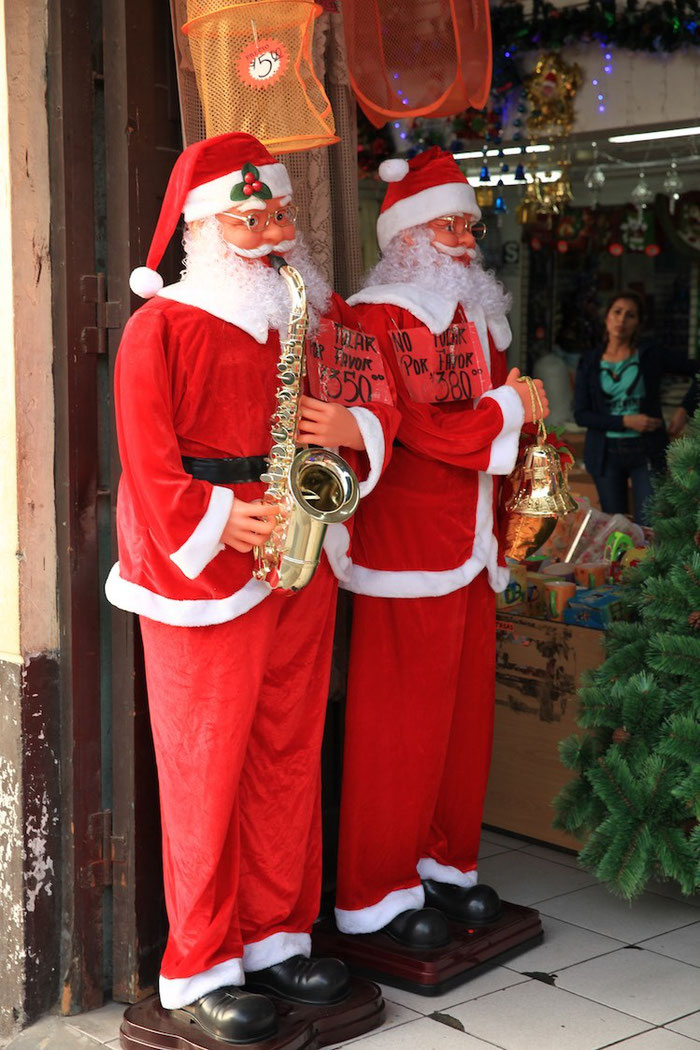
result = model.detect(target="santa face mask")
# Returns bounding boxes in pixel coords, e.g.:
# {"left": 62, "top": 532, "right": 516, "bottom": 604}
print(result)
{"left": 216, "top": 196, "right": 298, "bottom": 259}
{"left": 427, "top": 215, "right": 487, "bottom": 263}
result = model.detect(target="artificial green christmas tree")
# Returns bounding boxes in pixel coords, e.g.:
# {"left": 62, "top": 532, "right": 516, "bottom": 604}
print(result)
{"left": 553, "top": 415, "right": 700, "bottom": 899}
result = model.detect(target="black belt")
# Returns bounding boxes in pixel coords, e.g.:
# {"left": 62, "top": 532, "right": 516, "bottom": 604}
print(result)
{"left": 181, "top": 455, "right": 267, "bottom": 483}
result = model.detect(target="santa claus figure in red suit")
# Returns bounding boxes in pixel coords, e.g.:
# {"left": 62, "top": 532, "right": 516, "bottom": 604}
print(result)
{"left": 325, "top": 148, "right": 548, "bottom": 949}
{"left": 106, "top": 132, "right": 397, "bottom": 1044}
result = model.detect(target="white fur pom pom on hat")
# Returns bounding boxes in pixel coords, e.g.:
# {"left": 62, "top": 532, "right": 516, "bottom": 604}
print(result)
{"left": 129, "top": 266, "right": 164, "bottom": 299}
{"left": 378, "top": 158, "right": 410, "bottom": 183}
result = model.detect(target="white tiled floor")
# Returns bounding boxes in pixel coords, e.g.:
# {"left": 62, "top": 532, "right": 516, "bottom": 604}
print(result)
{"left": 7, "top": 830, "right": 700, "bottom": 1050}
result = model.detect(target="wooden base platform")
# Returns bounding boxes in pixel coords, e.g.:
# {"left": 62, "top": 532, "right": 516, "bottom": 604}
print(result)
{"left": 119, "top": 978, "right": 384, "bottom": 1049}
{"left": 312, "top": 901, "right": 544, "bottom": 996}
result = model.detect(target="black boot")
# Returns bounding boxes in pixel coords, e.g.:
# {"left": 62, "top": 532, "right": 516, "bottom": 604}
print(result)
{"left": 381, "top": 907, "right": 450, "bottom": 948}
{"left": 245, "top": 955, "right": 351, "bottom": 1005}
{"left": 423, "top": 880, "right": 502, "bottom": 926}
{"left": 173, "top": 985, "right": 277, "bottom": 1045}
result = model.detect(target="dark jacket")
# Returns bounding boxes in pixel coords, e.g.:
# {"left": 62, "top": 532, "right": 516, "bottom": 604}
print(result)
{"left": 682, "top": 372, "right": 699, "bottom": 416}
{"left": 574, "top": 343, "right": 696, "bottom": 476}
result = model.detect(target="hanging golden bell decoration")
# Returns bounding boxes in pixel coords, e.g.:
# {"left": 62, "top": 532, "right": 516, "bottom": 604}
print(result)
{"left": 516, "top": 177, "right": 544, "bottom": 226}
{"left": 475, "top": 185, "right": 495, "bottom": 210}
{"left": 502, "top": 381, "right": 578, "bottom": 561}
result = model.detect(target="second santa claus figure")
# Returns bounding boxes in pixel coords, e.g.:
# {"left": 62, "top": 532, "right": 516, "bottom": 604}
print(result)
{"left": 326, "top": 148, "right": 549, "bottom": 948}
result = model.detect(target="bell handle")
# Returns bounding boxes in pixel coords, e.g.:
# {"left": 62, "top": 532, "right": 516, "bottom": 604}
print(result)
{"left": 517, "top": 376, "right": 546, "bottom": 435}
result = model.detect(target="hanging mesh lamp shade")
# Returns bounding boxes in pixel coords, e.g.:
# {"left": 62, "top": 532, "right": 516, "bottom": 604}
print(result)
{"left": 344, "top": 0, "right": 492, "bottom": 128}
{"left": 182, "top": 0, "right": 339, "bottom": 153}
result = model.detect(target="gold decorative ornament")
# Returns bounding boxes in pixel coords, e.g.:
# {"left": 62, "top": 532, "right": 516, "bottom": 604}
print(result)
{"left": 524, "top": 52, "right": 583, "bottom": 139}
{"left": 502, "top": 378, "right": 577, "bottom": 560}
{"left": 517, "top": 53, "right": 581, "bottom": 227}
{"left": 475, "top": 185, "right": 495, "bottom": 210}
{"left": 516, "top": 177, "right": 544, "bottom": 226}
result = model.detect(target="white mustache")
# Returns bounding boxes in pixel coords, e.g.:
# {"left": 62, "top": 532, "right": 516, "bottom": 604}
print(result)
{"left": 230, "top": 238, "right": 297, "bottom": 258}
{"left": 433, "top": 242, "right": 475, "bottom": 258}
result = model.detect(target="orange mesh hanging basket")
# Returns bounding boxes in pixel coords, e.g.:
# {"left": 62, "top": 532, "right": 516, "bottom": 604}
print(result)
{"left": 182, "top": 0, "right": 339, "bottom": 153}
{"left": 344, "top": 0, "right": 492, "bottom": 128}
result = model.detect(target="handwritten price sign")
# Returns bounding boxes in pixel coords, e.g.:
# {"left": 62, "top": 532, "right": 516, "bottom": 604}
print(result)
{"left": 388, "top": 323, "right": 492, "bottom": 403}
{"left": 307, "top": 320, "right": 393, "bottom": 406}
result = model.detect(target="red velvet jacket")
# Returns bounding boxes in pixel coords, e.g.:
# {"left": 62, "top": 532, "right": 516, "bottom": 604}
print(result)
{"left": 106, "top": 292, "right": 398, "bottom": 626}
{"left": 323, "top": 291, "right": 523, "bottom": 598}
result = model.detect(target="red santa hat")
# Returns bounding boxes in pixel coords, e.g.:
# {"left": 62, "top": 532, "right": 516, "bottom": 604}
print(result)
{"left": 376, "top": 147, "right": 480, "bottom": 253}
{"left": 129, "top": 131, "right": 293, "bottom": 299}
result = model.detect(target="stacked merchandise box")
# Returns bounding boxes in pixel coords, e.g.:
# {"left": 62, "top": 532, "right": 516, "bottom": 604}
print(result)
{"left": 483, "top": 614, "right": 605, "bottom": 850}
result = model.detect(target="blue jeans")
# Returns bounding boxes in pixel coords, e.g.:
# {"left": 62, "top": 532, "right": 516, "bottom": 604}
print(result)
{"left": 593, "top": 437, "right": 657, "bottom": 526}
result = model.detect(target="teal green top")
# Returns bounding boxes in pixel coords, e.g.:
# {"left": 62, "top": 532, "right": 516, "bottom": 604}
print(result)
{"left": 600, "top": 353, "right": 645, "bottom": 438}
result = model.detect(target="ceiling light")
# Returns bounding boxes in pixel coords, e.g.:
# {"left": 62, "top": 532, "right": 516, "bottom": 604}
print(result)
{"left": 608, "top": 126, "right": 700, "bottom": 143}
{"left": 466, "top": 170, "right": 562, "bottom": 187}
{"left": 453, "top": 145, "right": 551, "bottom": 161}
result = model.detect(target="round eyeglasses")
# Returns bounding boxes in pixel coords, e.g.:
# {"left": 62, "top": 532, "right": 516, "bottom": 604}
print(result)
{"left": 429, "top": 216, "right": 487, "bottom": 240}
{"left": 218, "top": 204, "right": 299, "bottom": 232}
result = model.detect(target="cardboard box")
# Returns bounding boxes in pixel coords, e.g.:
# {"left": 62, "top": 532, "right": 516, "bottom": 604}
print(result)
{"left": 483, "top": 614, "right": 605, "bottom": 850}
{"left": 563, "top": 586, "right": 623, "bottom": 630}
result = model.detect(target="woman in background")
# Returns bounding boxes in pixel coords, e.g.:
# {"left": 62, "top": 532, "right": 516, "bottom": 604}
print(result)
{"left": 574, "top": 290, "right": 694, "bottom": 525}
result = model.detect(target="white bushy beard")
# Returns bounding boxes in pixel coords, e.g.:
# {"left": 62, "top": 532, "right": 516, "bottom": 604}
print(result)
{"left": 181, "top": 216, "right": 332, "bottom": 335}
{"left": 364, "top": 226, "right": 511, "bottom": 321}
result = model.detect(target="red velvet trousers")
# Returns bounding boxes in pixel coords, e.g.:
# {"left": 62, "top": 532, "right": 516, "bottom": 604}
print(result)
{"left": 140, "top": 559, "right": 336, "bottom": 1001}
{"left": 336, "top": 570, "right": 496, "bottom": 930}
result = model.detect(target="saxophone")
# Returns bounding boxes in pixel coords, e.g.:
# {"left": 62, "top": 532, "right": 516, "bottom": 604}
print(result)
{"left": 253, "top": 254, "right": 360, "bottom": 591}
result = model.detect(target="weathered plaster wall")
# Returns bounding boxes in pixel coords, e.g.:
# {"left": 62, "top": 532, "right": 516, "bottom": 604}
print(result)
{"left": 0, "top": 663, "right": 24, "bottom": 1030}
{"left": 0, "top": 0, "right": 59, "bottom": 1038}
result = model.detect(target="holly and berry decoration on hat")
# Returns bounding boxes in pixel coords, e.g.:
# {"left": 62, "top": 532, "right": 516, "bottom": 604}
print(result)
{"left": 231, "top": 163, "right": 272, "bottom": 202}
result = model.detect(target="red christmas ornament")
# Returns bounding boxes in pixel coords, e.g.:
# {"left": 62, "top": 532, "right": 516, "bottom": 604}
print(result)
{"left": 609, "top": 242, "right": 623, "bottom": 257}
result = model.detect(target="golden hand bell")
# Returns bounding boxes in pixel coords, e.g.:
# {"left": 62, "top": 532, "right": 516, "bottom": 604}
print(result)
{"left": 502, "top": 380, "right": 577, "bottom": 561}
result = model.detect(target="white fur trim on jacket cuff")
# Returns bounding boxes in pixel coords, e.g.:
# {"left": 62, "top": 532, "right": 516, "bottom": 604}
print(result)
{"left": 242, "top": 932, "right": 311, "bottom": 973}
{"left": 479, "top": 386, "right": 525, "bottom": 475}
{"left": 105, "top": 564, "right": 270, "bottom": 627}
{"left": 335, "top": 884, "right": 424, "bottom": 935}
{"left": 170, "top": 486, "right": 233, "bottom": 580}
{"left": 417, "top": 858, "right": 478, "bottom": 889}
{"left": 348, "top": 407, "right": 385, "bottom": 498}
{"left": 159, "top": 957, "right": 244, "bottom": 1009}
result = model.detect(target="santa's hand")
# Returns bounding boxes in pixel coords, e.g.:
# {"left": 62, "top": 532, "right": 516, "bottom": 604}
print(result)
{"left": 505, "top": 368, "right": 549, "bottom": 423}
{"left": 221, "top": 499, "right": 280, "bottom": 553}
{"left": 297, "top": 395, "right": 365, "bottom": 450}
